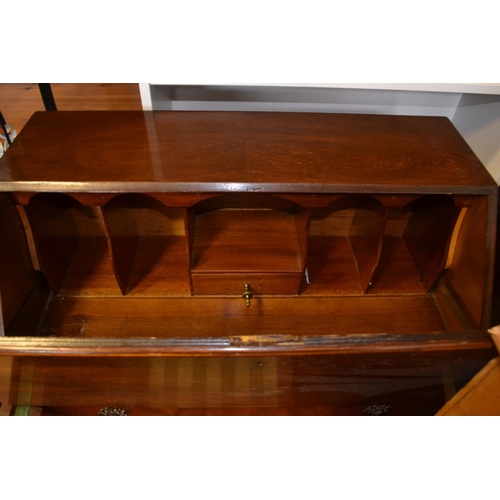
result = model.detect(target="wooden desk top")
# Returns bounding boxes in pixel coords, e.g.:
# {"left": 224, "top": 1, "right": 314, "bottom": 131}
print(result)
{"left": 0, "top": 111, "right": 495, "bottom": 194}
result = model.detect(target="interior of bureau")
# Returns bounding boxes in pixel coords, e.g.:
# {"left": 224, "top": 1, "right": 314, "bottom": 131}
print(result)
{"left": 0, "top": 191, "right": 491, "bottom": 339}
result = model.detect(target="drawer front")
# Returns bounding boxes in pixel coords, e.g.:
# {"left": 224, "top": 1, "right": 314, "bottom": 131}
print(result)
{"left": 191, "top": 272, "right": 302, "bottom": 296}
{"left": 0, "top": 347, "right": 495, "bottom": 415}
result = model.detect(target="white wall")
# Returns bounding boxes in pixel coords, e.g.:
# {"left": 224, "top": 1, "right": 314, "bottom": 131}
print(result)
{"left": 452, "top": 93, "right": 500, "bottom": 183}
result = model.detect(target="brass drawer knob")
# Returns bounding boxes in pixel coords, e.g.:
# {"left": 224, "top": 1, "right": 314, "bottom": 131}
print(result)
{"left": 98, "top": 407, "right": 129, "bottom": 416}
{"left": 242, "top": 283, "right": 252, "bottom": 307}
{"left": 363, "top": 405, "right": 391, "bottom": 416}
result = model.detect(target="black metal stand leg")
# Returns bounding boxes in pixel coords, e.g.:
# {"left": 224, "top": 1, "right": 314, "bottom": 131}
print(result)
{"left": 38, "top": 83, "right": 57, "bottom": 111}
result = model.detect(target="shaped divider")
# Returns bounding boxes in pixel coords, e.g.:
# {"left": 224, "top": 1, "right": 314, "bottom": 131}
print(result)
{"left": 24, "top": 193, "right": 119, "bottom": 296}
{"left": 369, "top": 195, "right": 460, "bottom": 294}
{"left": 103, "top": 194, "right": 190, "bottom": 296}
{"left": 349, "top": 197, "right": 387, "bottom": 292}
{"left": 304, "top": 196, "right": 387, "bottom": 295}
{"left": 403, "top": 195, "right": 460, "bottom": 291}
{"left": 0, "top": 194, "right": 42, "bottom": 334}
{"left": 19, "top": 192, "right": 464, "bottom": 301}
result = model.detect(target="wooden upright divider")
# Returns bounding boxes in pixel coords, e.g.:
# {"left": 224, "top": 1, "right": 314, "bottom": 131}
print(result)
{"left": 403, "top": 196, "right": 460, "bottom": 292}
{"left": 306, "top": 197, "right": 362, "bottom": 295}
{"left": 25, "top": 194, "right": 121, "bottom": 297}
{"left": 349, "top": 196, "right": 387, "bottom": 293}
{"left": 103, "top": 194, "right": 190, "bottom": 296}
{"left": 0, "top": 194, "right": 41, "bottom": 335}
{"left": 442, "top": 196, "right": 492, "bottom": 329}
{"left": 102, "top": 195, "right": 141, "bottom": 295}
{"left": 24, "top": 194, "right": 81, "bottom": 294}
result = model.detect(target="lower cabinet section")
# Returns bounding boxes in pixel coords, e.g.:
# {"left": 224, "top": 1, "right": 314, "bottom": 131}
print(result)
{"left": 0, "top": 346, "right": 494, "bottom": 416}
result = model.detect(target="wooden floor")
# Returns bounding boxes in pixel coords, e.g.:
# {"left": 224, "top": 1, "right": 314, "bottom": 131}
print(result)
{"left": 0, "top": 83, "right": 142, "bottom": 133}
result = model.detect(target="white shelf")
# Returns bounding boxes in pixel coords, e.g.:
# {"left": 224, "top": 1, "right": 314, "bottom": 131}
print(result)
{"left": 205, "top": 83, "right": 500, "bottom": 95}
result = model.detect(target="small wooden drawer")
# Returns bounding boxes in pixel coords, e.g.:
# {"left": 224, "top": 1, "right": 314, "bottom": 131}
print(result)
{"left": 191, "top": 272, "right": 302, "bottom": 296}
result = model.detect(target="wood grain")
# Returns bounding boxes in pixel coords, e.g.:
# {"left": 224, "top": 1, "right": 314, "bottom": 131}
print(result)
{"left": 349, "top": 198, "right": 387, "bottom": 292}
{"left": 0, "top": 109, "right": 496, "bottom": 415}
{"left": 303, "top": 236, "right": 364, "bottom": 295}
{"left": 0, "top": 347, "right": 493, "bottom": 414}
{"left": 34, "top": 295, "right": 448, "bottom": 339}
{"left": 368, "top": 237, "right": 426, "bottom": 295}
{"left": 0, "top": 194, "right": 41, "bottom": 333}
{"left": 58, "top": 237, "right": 121, "bottom": 296}
{"left": 0, "top": 112, "right": 496, "bottom": 193}
{"left": 445, "top": 207, "right": 468, "bottom": 269}
{"left": 444, "top": 196, "right": 490, "bottom": 328}
{"left": 25, "top": 194, "right": 100, "bottom": 294}
{"left": 404, "top": 196, "right": 459, "bottom": 291}
{"left": 103, "top": 194, "right": 189, "bottom": 295}
{"left": 192, "top": 273, "right": 302, "bottom": 296}
{"left": 191, "top": 209, "right": 302, "bottom": 273}
{"left": 436, "top": 357, "right": 500, "bottom": 416}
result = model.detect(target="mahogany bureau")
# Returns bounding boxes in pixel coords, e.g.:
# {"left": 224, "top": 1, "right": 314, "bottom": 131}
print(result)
{"left": 0, "top": 111, "right": 497, "bottom": 415}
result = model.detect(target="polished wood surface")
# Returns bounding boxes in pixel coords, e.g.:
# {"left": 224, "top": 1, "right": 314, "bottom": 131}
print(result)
{"left": 368, "top": 237, "right": 427, "bottom": 295}
{"left": 349, "top": 197, "right": 387, "bottom": 292}
{"left": 0, "top": 347, "right": 493, "bottom": 415}
{"left": 404, "top": 196, "right": 459, "bottom": 291}
{"left": 192, "top": 210, "right": 301, "bottom": 273}
{"left": 0, "top": 110, "right": 497, "bottom": 415}
{"left": 444, "top": 196, "right": 491, "bottom": 328}
{"left": 25, "top": 194, "right": 85, "bottom": 293}
{"left": 9, "top": 191, "right": 482, "bottom": 301}
{"left": 36, "top": 296, "right": 448, "bottom": 339}
{"left": 0, "top": 194, "right": 39, "bottom": 333}
{"left": 0, "top": 112, "right": 496, "bottom": 192}
{"left": 103, "top": 195, "right": 190, "bottom": 295}
{"left": 0, "top": 331, "right": 493, "bottom": 357}
{"left": 436, "top": 357, "right": 500, "bottom": 416}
